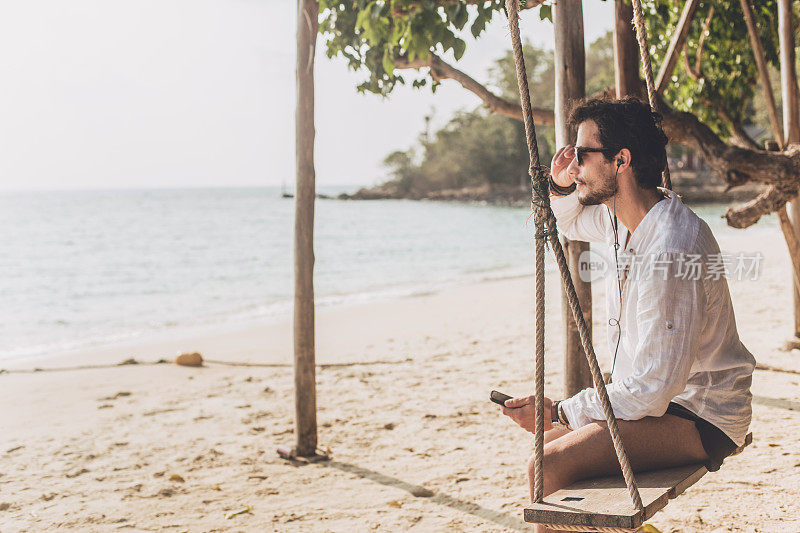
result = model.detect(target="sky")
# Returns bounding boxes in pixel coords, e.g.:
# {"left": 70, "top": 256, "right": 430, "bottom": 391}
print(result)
{"left": 0, "top": 0, "right": 614, "bottom": 191}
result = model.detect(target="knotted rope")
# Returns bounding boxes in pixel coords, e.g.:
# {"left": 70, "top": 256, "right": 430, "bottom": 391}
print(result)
{"left": 504, "top": 0, "right": 644, "bottom": 514}
{"left": 505, "top": 2, "right": 548, "bottom": 498}
{"left": 630, "top": 0, "right": 672, "bottom": 190}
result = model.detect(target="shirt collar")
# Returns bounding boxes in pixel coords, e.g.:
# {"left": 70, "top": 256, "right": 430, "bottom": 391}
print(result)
{"left": 620, "top": 188, "right": 674, "bottom": 255}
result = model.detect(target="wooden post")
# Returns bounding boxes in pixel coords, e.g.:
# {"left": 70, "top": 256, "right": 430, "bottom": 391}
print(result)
{"left": 778, "top": 0, "right": 800, "bottom": 340}
{"left": 554, "top": 0, "right": 592, "bottom": 395}
{"left": 767, "top": 142, "right": 800, "bottom": 296}
{"left": 294, "top": 0, "right": 319, "bottom": 457}
{"left": 614, "top": 0, "right": 639, "bottom": 98}
{"left": 654, "top": 0, "right": 700, "bottom": 95}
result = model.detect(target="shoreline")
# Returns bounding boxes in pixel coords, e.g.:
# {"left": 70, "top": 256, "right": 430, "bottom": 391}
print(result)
{"left": 0, "top": 266, "right": 540, "bottom": 371}
{"left": 1, "top": 192, "right": 775, "bottom": 369}
{"left": 2, "top": 205, "right": 787, "bottom": 373}
{"left": 338, "top": 173, "right": 766, "bottom": 206}
{"left": 0, "top": 271, "right": 547, "bottom": 374}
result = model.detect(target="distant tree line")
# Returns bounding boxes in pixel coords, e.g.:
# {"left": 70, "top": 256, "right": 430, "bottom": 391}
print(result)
{"left": 379, "top": 29, "right": 777, "bottom": 196}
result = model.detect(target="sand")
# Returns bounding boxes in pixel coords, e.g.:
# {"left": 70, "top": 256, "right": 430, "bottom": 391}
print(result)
{"left": 1, "top": 218, "right": 800, "bottom": 532}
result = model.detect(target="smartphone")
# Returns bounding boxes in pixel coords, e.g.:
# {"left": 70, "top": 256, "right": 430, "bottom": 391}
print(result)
{"left": 490, "top": 390, "right": 513, "bottom": 406}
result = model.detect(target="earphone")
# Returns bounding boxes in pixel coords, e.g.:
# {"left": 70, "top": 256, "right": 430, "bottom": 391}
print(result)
{"left": 605, "top": 160, "right": 624, "bottom": 383}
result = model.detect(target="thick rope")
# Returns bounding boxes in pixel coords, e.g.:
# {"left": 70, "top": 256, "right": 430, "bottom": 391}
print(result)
{"left": 533, "top": 197, "right": 546, "bottom": 504}
{"left": 545, "top": 211, "right": 643, "bottom": 512}
{"left": 504, "top": 0, "right": 547, "bottom": 503}
{"left": 630, "top": 0, "right": 672, "bottom": 190}
{"left": 504, "top": 0, "right": 644, "bottom": 513}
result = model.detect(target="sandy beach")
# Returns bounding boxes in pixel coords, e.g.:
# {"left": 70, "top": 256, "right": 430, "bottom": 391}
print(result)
{"left": 2, "top": 217, "right": 800, "bottom": 532}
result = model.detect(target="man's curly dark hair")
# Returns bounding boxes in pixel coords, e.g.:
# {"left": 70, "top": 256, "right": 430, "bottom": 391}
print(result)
{"left": 568, "top": 96, "right": 669, "bottom": 189}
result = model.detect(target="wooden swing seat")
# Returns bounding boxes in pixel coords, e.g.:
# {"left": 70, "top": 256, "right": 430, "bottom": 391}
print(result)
{"left": 524, "top": 433, "right": 752, "bottom": 532}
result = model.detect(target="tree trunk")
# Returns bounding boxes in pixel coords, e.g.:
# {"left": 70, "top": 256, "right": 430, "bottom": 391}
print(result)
{"left": 614, "top": 0, "right": 639, "bottom": 98}
{"left": 554, "top": 0, "right": 592, "bottom": 396}
{"left": 294, "top": 0, "right": 319, "bottom": 457}
{"left": 778, "top": 0, "right": 800, "bottom": 340}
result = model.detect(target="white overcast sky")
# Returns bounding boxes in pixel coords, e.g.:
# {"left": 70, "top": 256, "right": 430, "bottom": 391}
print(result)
{"left": 0, "top": 1, "right": 613, "bottom": 191}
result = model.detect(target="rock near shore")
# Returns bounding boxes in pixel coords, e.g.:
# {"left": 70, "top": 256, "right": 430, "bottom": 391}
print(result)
{"left": 338, "top": 171, "right": 765, "bottom": 206}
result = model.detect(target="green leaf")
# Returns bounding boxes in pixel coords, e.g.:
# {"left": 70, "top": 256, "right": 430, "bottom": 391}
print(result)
{"left": 452, "top": 4, "right": 468, "bottom": 30}
{"left": 539, "top": 4, "right": 552, "bottom": 22}
{"left": 382, "top": 48, "right": 395, "bottom": 76}
{"left": 355, "top": 6, "right": 372, "bottom": 31}
{"left": 441, "top": 28, "right": 455, "bottom": 51}
{"left": 391, "top": 20, "right": 405, "bottom": 45}
{"left": 453, "top": 37, "right": 466, "bottom": 60}
{"left": 471, "top": 14, "right": 487, "bottom": 38}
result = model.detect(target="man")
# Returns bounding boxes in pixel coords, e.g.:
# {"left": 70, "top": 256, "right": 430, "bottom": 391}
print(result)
{"left": 500, "top": 97, "right": 755, "bottom": 532}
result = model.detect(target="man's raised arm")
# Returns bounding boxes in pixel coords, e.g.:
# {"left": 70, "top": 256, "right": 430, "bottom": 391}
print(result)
{"left": 549, "top": 145, "right": 610, "bottom": 243}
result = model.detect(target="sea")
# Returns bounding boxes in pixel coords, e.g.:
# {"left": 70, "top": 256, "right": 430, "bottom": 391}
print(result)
{"left": 0, "top": 186, "right": 770, "bottom": 363}
{"left": 0, "top": 186, "right": 538, "bottom": 363}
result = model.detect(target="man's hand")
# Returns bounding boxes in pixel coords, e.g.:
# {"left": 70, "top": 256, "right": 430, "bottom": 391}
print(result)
{"left": 550, "top": 145, "right": 576, "bottom": 189}
{"left": 501, "top": 396, "right": 553, "bottom": 433}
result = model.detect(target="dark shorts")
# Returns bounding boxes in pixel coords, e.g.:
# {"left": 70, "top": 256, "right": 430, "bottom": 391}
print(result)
{"left": 666, "top": 401, "right": 737, "bottom": 472}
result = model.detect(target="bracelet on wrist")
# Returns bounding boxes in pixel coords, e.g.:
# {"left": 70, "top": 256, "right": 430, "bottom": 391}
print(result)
{"left": 548, "top": 174, "right": 576, "bottom": 196}
{"left": 551, "top": 400, "right": 560, "bottom": 425}
{"left": 557, "top": 402, "right": 573, "bottom": 431}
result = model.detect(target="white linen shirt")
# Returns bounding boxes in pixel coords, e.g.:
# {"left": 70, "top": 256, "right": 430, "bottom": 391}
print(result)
{"left": 552, "top": 188, "right": 755, "bottom": 446}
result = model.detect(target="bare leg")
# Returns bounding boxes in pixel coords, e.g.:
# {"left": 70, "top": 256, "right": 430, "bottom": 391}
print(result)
{"left": 544, "top": 427, "right": 571, "bottom": 444}
{"left": 529, "top": 413, "right": 708, "bottom": 533}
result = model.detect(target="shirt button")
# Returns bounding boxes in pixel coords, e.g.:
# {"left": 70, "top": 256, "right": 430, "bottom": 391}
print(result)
{"left": 666, "top": 321, "right": 674, "bottom": 330}
{"left": 629, "top": 248, "right": 635, "bottom": 253}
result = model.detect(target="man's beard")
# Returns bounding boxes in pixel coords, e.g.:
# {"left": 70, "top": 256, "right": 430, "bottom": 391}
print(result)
{"left": 577, "top": 172, "right": 617, "bottom": 206}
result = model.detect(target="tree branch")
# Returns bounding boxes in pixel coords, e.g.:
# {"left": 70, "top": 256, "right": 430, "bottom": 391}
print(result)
{"left": 683, "top": 6, "right": 713, "bottom": 81}
{"left": 729, "top": 122, "right": 762, "bottom": 151}
{"left": 655, "top": 0, "right": 700, "bottom": 94}
{"left": 394, "top": 53, "right": 555, "bottom": 124}
{"left": 704, "top": 98, "right": 761, "bottom": 150}
{"left": 725, "top": 184, "right": 797, "bottom": 228}
{"left": 683, "top": 52, "right": 702, "bottom": 81}
{"left": 394, "top": 52, "right": 800, "bottom": 228}
{"left": 392, "top": 0, "right": 543, "bottom": 17}
{"left": 778, "top": 205, "right": 800, "bottom": 284}
{"left": 740, "top": 0, "right": 784, "bottom": 147}
{"left": 658, "top": 100, "right": 800, "bottom": 190}
{"left": 462, "top": 0, "right": 543, "bottom": 6}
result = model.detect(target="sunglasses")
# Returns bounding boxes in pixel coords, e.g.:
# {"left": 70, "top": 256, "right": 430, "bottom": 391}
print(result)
{"left": 574, "top": 146, "right": 618, "bottom": 166}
